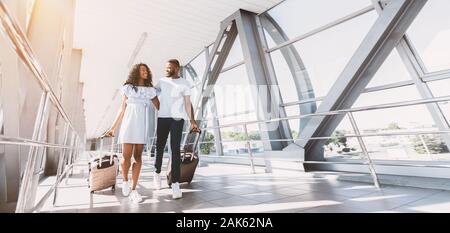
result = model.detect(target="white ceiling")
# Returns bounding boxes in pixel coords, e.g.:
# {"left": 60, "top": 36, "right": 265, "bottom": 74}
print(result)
{"left": 74, "top": 0, "right": 283, "bottom": 139}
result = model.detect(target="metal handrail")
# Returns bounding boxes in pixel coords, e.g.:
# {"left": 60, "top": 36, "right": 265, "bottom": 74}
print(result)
{"left": 198, "top": 154, "right": 450, "bottom": 169}
{"left": 194, "top": 129, "right": 450, "bottom": 146}
{"left": 0, "top": 135, "right": 83, "bottom": 150}
{"left": 200, "top": 95, "right": 450, "bottom": 131}
{"left": 142, "top": 96, "right": 450, "bottom": 147}
{"left": 95, "top": 145, "right": 450, "bottom": 169}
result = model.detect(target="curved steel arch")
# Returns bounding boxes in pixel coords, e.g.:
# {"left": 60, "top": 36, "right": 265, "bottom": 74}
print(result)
{"left": 185, "top": 64, "right": 198, "bottom": 82}
{"left": 259, "top": 13, "right": 317, "bottom": 133}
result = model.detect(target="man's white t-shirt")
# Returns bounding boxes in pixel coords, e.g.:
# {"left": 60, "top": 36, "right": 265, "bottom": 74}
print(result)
{"left": 155, "top": 77, "right": 192, "bottom": 120}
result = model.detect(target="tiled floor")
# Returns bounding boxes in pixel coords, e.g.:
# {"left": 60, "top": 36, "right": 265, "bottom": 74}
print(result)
{"left": 38, "top": 154, "right": 450, "bottom": 213}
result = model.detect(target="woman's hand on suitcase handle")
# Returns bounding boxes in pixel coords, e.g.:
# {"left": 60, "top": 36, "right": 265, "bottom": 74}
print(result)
{"left": 102, "top": 128, "right": 115, "bottom": 138}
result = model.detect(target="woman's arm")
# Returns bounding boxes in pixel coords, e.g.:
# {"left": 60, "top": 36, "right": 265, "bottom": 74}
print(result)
{"left": 103, "top": 95, "right": 127, "bottom": 137}
{"left": 151, "top": 96, "right": 160, "bottom": 110}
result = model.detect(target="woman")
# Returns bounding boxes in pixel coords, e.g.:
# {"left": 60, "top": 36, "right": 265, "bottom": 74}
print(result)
{"left": 103, "top": 63, "right": 159, "bottom": 203}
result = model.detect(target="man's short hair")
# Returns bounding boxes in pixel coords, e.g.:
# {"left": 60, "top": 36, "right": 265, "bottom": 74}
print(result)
{"left": 168, "top": 59, "right": 180, "bottom": 68}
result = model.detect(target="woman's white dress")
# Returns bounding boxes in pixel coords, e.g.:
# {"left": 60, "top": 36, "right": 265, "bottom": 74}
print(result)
{"left": 118, "top": 85, "right": 156, "bottom": 144}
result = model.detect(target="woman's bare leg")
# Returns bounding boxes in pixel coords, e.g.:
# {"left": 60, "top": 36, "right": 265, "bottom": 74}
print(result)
{"left": 121, "top": 144, "right": 134, "bottom": 181}
{"left": 131, "top": 144, "right": 144, "bottom": 190}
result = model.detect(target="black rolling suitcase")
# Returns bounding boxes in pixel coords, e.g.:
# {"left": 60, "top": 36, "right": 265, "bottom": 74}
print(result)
{"left": 167, "top": 129, "right": 201, "bottom": 186}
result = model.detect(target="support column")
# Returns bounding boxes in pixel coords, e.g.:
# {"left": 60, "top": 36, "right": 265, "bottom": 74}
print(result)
{"left": 194, "top": 21, "right": 238, "bottom": 131}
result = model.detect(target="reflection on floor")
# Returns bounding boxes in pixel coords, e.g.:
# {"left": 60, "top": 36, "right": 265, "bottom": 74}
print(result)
{"left": 38, "top": 153, "right": 450, "bottom": 213}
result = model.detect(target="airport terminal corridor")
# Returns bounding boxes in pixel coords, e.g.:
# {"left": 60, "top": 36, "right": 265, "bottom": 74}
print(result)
{"left": 1, "top": 0, "right": 450, "bottom": 213}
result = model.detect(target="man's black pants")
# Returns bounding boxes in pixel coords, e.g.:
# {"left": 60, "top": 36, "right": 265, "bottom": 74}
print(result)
{"left": 154, "top": 118, "right": 184, "bottom": 183}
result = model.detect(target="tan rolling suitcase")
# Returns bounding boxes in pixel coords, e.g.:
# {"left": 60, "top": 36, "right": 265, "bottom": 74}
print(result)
{"left": 88, "top": 137, "right": 119, "bottom": 193}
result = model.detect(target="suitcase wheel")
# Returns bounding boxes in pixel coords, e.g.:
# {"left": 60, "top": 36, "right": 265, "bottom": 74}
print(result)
{"left": 90, "top": 191, "right": 94, "bottom": 194}
{"left": 111, "top": 185, "right": 115, "bottom": 192}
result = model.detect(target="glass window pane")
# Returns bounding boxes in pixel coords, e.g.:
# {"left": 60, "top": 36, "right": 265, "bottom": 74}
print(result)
{"left": 427, "top": 78, "right": 450, "bottom": 97}
{"left": 223, "top": 39, "right": 244, "bottom": 68}
{"left": 324, "top": 115, "right": 364, "bottom": 160}
{"left": 362, "top": 133, "right": 450, "bottom": 162}
{"left": 263, "top": 28, "right": 277, "bottom": 49}
{"left": 199, "top": 128, "right": 216, "bottom": 156}
{"left": 213, "top": 65, "right": 257, "bottom": 124}
{"left": 266, "top": 0, "right": 373, "bottom": 39}
{"left": 185, "top": 70, "right": 200, "bottom": 103}
{"left": 285, "top": 105, "right": 300, "bottom": 135}
{"left": 350, "top": 86, "right": 449, "bottom": 162}
{"left": 285, "top": 101, "right": 322, "bottom": 136}
{"left": 220, "top": 124, "right": 263, "bottom": 157}
{"left": 269, "top": 50, "right": 301, "bottom": 103}
{"left": 354, "top": 85, "right": 422, "bottom": 108}
{"left": 407, "top": 0, "right": 450, "bottom": 72}
{"left": 187, "top": 51, "right": 206, "bottom": 104}
{"left": 366, "top": 50, "right": 412, "bottom": 88}
{"left": 184, "top": 68, "right": 194, "bottom": 82}
{"left": 438, "top": 102, "right": 450, "bottom": 125}
{"left": 213, "top": 65, "right": 260, "bottom": 156}
{"left": 289, "top": 12, "right": 378, "bottom": 98}
{"left": 188, "top": 50, "right": 206, "bottom": 81}
{"left": 353, "top": 104, "right": 435, "bottom": 133}
{"left": 427, "top": 78, "right": 450, "bottom": 123}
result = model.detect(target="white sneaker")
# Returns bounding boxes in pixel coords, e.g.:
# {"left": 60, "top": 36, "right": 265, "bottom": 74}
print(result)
{"left": 153, "top": 172, "right": 161, "bottom": 190}
{"left": 122, "top": 181, "right": 130, "bottom": 197}
{"left": 129, "top": 190, "right": 143, "bottom": 203}
{"left": 172, "top": 182, "right": 182, "bottom": 199}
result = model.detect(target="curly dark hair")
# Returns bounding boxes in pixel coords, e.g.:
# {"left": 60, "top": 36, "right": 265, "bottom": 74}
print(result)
{"left": 124, "top": 63, "right": 153, "bottom": 91}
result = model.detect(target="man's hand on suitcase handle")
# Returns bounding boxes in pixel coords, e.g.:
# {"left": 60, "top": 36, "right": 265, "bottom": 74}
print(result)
{"left": 190, "top": 120, "right": 200, "bottom": 132}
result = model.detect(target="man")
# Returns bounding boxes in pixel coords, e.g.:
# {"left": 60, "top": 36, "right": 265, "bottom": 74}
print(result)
{"left": 153, "top": 59, "right": 198, "bottom": 199}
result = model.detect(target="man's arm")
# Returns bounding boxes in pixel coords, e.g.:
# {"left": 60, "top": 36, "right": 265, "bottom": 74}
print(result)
{"left": 184, "top": 96, "right": 198, "bottom": 131}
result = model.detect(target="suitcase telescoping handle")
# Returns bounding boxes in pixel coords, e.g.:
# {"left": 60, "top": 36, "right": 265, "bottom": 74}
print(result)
{"left": 192, "top": 128, "right": 201, "bottom": 154}
{"left": 109, "top": 136, "right": 115, "bottom": 165}
{"left": 99, "top": 135, "right": 116, "bottom": 166}
{"left": 184, "top": 128, "right": 201, "bottom": 162}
